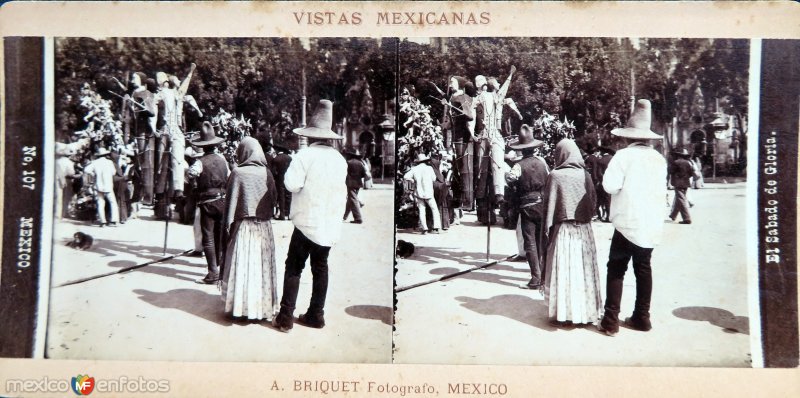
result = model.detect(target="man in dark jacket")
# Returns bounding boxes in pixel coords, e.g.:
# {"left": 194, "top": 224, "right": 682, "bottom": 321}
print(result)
{"left": 669, "top": 148, "right": 693, "bottom": 224}
{"left": 505, "top": 124, "right": 548, "bottom": 289}
{"left": 343, "top": 149, "right": 367, "bottom": 224}
{"left": 272, "top": 145, "right": 293, "bottom": 220}
{"left": 188, "top": 122, "right": 229, "bottom": 284}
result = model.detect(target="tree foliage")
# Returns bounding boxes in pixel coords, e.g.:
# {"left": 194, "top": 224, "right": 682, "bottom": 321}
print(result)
{"left": 55, "top": 37, "right": 397, "bottom": 144}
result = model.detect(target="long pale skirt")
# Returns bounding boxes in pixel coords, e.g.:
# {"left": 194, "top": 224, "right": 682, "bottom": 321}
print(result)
{"left": 543, "top": 221, "right": 602, "bottom": 324}
{"left": 221, "top": 218, "right": 278, "bottom": 320}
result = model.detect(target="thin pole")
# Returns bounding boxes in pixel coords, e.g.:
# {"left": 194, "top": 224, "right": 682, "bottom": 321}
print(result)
{"left": 55, "top": 249, "right": 193, "bottom": 288}
{"left": 395, "top": 254, "right": 516, "bottom": 293}
{"left": 163, "top": 140, "right": 171, "bottom": 256}
{"left": 299, "top": 67, "right": 308, "bottom": 149}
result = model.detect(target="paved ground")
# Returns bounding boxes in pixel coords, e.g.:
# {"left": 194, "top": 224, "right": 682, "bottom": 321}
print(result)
{"left": 46, "top": 184, "right": 394, "bottom": 363}
{"left": 394, "top": 183, "right": 753, "bottom": 367}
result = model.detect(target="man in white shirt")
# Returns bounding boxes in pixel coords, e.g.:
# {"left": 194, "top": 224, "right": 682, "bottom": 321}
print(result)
{"left": 84, "top": 148, "right": 119, "bottom": 226}
{"left": 274, "top": 100, "right": 347, "bottom": 333}
{"left": 404, "top": 153, "right": 441, "bottom": 234}
{"left": 598, "top": 100, "right": 667, "bottom": 336}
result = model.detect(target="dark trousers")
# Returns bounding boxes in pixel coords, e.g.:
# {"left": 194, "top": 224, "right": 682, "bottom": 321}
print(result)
{"left": 199, "top": 198, "right": 225, "bottom": 273}
{"left": 276, "top": 180, "right": 291, "bottom": 219}
{"left": 279, "top": 228, "right": 331, "bottom": 316}
{"left": 670, "top": 187, "right": 691, "bottom": 221}
{"left": 601, "top": 230, "right": 653, "bottom": 329}
{"left": 343, "top": 186, "right": 362, "bottom": 222}
{"left": 520, "top": 207, "right": 543, "bottom": 285}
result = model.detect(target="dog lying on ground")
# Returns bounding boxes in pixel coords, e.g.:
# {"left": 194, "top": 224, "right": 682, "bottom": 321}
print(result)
{"left": 66, "top": 232, "right": 93, "bottom": 250}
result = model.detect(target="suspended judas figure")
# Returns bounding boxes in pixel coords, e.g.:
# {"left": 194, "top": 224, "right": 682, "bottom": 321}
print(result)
{"left": 124, "top": 72, "right": 157, "bottom": 206}
{"left": 153, "top": 64, "right": 200, "bottom": 217}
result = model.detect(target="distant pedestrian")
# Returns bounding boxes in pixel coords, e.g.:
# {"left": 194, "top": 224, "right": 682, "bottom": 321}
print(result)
{"left": 598, "top": 100, "right": 667, "bottom": 336}
{"left": 272, "top": 145, "right": 293, "bottom": 220}
{"left": 84, "top": 148, "right": 119, "bottom": 227}
{"left": 669, "top": 148, "right": 693, "bottom": 224}
{"left": 404, "top": 153, "right": 441, "bottom": 234}
{"left": 343, "top": 148, "right": 367, "bottom": 224}
{"left": 541, "top": 139, "right": 601, "bottom": 325}
{"left": 55, "top": 145, "right": 80, "bottom": 219}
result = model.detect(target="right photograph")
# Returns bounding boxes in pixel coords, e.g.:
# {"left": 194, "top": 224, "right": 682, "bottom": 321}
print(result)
{"left": 393, "top": 37, "right": 752, "bottom": 366}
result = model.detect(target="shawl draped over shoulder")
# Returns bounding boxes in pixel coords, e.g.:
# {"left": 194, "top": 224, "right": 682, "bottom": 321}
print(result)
{"left": 225, "top": 137, "right": 276, "bottom": 229}
{"left": 542, "top": 139, "right": 597, "bottom": 235}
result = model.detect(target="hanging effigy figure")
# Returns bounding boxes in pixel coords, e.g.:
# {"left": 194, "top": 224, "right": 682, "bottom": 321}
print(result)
{"left": 124, "top": 72, "right": 157, "bottom": 206}
{"left": 443, "top": 76, "right": 475, "bottom": 211}
{"left": 153, "top": 65, "right": 198, "bottom": 217}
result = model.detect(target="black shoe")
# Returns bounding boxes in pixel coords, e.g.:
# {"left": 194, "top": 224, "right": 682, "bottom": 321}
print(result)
{"left": 624, "top": 316, "right": 652, "bottom": 331}
{"left": 597, "top": 323, "right": 618, "bottom": 336}
{"left": 669, "top": 216, "right": 676, "bottom": 221}
{"left": 273, "top": 311, "right": 294, "bottom": 333}
{"left": 350, "top": 220, "right": 363, "bottom": 224}
{"left": 679, "top": 220, "right": 692, "bottom": 225}
{"left": 196, "top": 272, "right": 220, "bottom": 285}
{"left": 521, "top": 278, "right": 542, "bottom": 290}
{"left": 297, "top": 312, "right": 325, "bottom": 329}
{"left": 420, "top": 229, "right": 428, "bottom": 235}
{"left": 430, "top": 229, "right": 440, "bottom": 234}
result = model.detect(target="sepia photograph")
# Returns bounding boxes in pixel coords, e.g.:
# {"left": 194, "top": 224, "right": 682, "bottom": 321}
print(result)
{"left": 46, "top": 37, "right": 396, "bottom": 362}
{"left": 393, "top": 37, "right": 753, "bottom": 366}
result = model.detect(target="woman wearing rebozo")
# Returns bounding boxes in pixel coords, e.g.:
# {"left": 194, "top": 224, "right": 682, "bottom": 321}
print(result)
{"left": 541, "top": 138, "right": 602, "bottom": 326}
{"left": 221, "top": 136, "right": 279, "bottom": 320}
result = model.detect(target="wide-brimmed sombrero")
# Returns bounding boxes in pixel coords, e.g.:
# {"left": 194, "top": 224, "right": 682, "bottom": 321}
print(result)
{"left": 191, "top": 121, "right": 224, "bottom": 147}
{"left": 293, "top": 100, "right": 343, "bottom": 140}
{"left": 611, "top": 99, "right": 662, "bottom": 140}
{"left": 509, "top": 124, "right": 544, "bottom": 150}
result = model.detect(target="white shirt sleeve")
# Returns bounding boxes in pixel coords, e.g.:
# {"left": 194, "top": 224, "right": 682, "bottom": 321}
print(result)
{"left": 602, "top": 154, "right": 625, "bottom": 195}
{"left": 284, "top": 154, "right": 306, "bottom": 193}
{"left": 188, "top": 161, "right": 203, "bottom": 178}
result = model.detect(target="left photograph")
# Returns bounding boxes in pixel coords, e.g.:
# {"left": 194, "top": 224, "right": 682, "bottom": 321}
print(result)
{"left": 47, "top": 37, "right": 397, "bottom": 362}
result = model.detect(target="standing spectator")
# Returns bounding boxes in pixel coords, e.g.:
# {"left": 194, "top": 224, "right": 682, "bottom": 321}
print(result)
{"left": 272, "top": 145, "right": 293, "bottom": 220}
{"left": 505, "top": 124, "right": 549, "bottom": 289}
{"left": 598, "top": 100, "right": 667, "bottom": 336}
{"left": 430, "top": 152, "right": 451, "bottom": 231}
{"left": 84, "top": 148, "right": 119, "bottom": 227}
{"left": 274, "top": 100, "right": 347, "bottom": 333}
{"left": 595, "top": 146, "right": 615, "bottom": 222}
{"left": 669, "top": 148, "right": 694, "bottom": 224}
{"left": 55, "top": 145, "right": 80, "bottom": 219}
{"left": 221, "top": 137, "right": 278, "bottom": 320}
{"left": 343, "top": 148, "right": 367, "bottom": 224}
{"left": 189, "top": 121, "right": 229, "bottom": 284}
{"left": 404, "top": 153, "right": 442, "bottom": 234}
{"left": 541, "top": 139, "right": 601, "bottom": 325}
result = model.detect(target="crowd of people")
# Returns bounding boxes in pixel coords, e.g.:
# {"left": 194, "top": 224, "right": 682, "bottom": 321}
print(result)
{"left": 55, "top": 63, "right": 374, "bottom": 331}
{"left": 402, "top": 64, "right": 704, "bottom": 335}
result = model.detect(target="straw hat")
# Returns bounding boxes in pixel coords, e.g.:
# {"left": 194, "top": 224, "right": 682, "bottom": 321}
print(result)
{"left": 95, "top": 147, "right": 111, "bottom": 157}
{"left": 185, "top": 146, "right": 203, "bottom": 158}
{"left": 612, "top": 99, "right": 662, "bottom": 140}
{"left": 509, "top": 124, "right": 544, "bottom": 150}
{"left": 672, "top": 148, "right": 691, "bottom": 158}
{"left": 504, "top": 150, "right": 523, "bottom": 163}
{"left": 191, "top": 121, "right": 224, "bottom": 147}
{"left": 293, "top": 100, "right": 342, "bottom": 140}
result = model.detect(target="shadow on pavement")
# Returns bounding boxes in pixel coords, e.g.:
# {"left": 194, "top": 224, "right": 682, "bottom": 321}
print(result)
{"left": 672, "top": 306, "right": 750, "bottom": 335}
{"left": 133, "top": 288, "right": 237, "bottom": 327}
{"left": 431, "top": 267, "right": 529, "bottom": 289}
{"left": 407, "top": 246, "right": 506, "bottom": 267}
{"left": 90, "top": 239, "right": 203, "bottom": 269}
{"left": 345, "top": 305, "right": 393, "bottom": 325}
{"left": 108, "top": 260, "right": 205, "bottom": 283}
{"left": 455, "top": 294, "right": 557, "bottom": 332}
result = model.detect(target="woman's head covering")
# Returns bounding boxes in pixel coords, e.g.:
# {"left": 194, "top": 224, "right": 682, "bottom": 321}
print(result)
{"left": 236, "top": 136, "right": 269, "bottom": 168}
{"left": 450, "top": 75, "right": 468, "bottom": 92}
{"left": 553, "top": 138, "right": 585, "bottom": 170}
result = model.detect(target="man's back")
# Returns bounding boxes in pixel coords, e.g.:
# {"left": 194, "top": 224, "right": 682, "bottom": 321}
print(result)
{"left": 602, "top": 144, "right": 667, "bottom": 248}
{"left": 285, "top": 143, "right": 347, "bottom": 246}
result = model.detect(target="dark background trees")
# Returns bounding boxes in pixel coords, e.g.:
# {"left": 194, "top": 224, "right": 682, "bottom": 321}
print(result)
{"left": 398, "top": 37, "right": 749, "bottom": 144}
{"left": 55, "top": 37, "right": 397, "bottom": 144}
